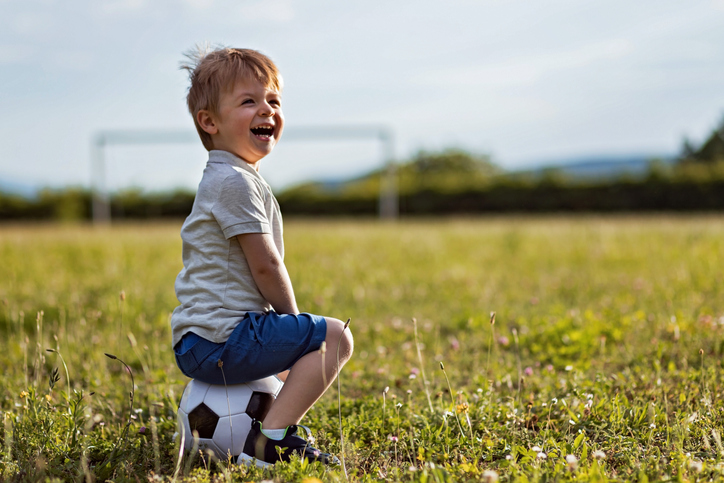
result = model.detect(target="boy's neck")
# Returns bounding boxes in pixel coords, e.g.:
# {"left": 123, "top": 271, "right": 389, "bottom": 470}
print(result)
{"left": 213, "top": 149, "right": 262, "bottom": 172}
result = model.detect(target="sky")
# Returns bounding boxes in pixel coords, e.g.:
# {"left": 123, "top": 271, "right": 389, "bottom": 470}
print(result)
{"left": 1, "top": 0, "right": 724, "bottom": 192}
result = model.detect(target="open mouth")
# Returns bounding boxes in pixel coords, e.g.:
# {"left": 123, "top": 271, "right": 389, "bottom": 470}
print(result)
{"left": 250, "top": 125, "right": 275, "bottom": 139}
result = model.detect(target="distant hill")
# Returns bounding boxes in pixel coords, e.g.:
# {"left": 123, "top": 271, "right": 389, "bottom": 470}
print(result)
{"left": 284, "top": 152, "right": 675, "bottom": 194}
{"left": 513, "top": 154, "right": 675, "bottom": 179}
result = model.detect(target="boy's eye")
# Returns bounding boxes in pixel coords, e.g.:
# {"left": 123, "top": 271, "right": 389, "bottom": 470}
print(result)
{"left": 241, "top": 99, "right": 254, "bottom": 105}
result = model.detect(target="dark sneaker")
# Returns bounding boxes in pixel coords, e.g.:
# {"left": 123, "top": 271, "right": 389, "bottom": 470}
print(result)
{"left": 238, "top": 420, "right": 340, "bottom": 468}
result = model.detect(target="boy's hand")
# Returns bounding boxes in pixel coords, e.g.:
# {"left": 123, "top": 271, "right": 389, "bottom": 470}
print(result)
{"left": 236, "top": 233, "right": 299, "bottom": 315}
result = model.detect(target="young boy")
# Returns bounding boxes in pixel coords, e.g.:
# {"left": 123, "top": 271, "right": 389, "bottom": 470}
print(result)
{"left": 171, "top": 47, "right": 354, "bottom": 467}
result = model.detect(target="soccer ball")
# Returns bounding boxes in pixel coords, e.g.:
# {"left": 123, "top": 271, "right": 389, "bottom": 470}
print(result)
{"left": 177, "top": 376, "right": 283, "bottom": 460}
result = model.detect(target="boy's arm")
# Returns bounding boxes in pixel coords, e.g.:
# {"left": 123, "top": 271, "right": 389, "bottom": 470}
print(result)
{"left": 236, "top": 233, "right": 299, "bottom": 315}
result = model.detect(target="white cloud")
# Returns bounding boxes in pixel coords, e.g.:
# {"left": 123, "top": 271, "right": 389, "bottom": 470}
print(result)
{"left": 415, "top": 39, "right": 633, "bottom": 88}
{"left": 11, "top": 11, "right": 54, "bottom": 35}
{"left": 183, "top": 0, "right": 215, "bottom": 9}
{"left": 0, "top": 44, "right": 34, "bottom": 64}
{"left": 52, "top": 50, "right": 94, "bottom": 71}
{"left": 237, "top": 0, "right": 294, "bottom": 23}
{"left": 0, "top": 43, "right": 92, "bottom": 70}
{"left": 97, "top": 0, "right": 149, "bottom": 15}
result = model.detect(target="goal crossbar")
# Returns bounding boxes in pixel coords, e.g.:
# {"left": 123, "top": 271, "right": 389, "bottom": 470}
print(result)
{"left": 90, "top": 125, "right": 397, "bottom": 223}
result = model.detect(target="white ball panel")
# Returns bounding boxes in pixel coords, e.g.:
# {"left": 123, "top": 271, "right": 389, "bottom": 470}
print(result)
{"left": 203, "top": 384, "right": 253, "bottom": 416}
{"left": 181, "top": 379, "right": 211, "bottom": 413}
{"left": 213, "top": 413, "right": 253, "bottom": 457}
{"left": 204, "top": 384, "right": 252, "bottom": 416}
{"left": 245, "top": 375, "right": 284, "bottom": 396}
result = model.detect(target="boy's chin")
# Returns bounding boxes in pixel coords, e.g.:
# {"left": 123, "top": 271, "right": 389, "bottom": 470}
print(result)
{"left": 239, "top": 150, "right": 273, "bottom": 164}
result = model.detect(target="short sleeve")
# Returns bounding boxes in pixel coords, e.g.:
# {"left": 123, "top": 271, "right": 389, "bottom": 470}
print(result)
{"left": 211, "top": 173, "right": 271, "bottom": 239}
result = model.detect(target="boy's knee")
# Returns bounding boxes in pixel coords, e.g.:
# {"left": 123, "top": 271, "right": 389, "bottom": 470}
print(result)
{"left": 342, "top": 326, "right": 354, "bottom": 356}
{"left": 325, "top": 317, "right": 354, "bottom": 358}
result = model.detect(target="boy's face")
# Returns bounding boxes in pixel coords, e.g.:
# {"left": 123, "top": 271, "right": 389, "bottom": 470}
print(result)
{"left": 200, "top": 77, "right": 284, "bottom": 168}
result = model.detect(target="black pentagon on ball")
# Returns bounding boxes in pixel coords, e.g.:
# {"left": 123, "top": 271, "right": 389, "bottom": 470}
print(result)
{"left": 246, "top": 391, "right": 275, "bottom": 421}
{"left": 187, "top": 403, "right": 219, "bottom": 439}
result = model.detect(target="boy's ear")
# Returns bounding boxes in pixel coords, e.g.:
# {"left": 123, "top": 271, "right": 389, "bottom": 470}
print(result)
{"left": 197, "top": 110, "right": 218, "bottom": 135}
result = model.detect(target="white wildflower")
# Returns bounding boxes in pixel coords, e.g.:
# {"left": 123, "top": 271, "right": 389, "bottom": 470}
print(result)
{"left": 482, "top": 469, "right": 499, "bottom": 482}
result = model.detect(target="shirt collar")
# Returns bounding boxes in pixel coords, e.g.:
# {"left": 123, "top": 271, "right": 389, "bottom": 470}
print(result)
{"left": 208, "top": 150, "right": 270, "bottom": 186}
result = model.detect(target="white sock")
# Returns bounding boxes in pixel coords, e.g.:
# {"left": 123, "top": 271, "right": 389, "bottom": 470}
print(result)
{"left": 260, "top": 427, "right": 287, "bottom": 440}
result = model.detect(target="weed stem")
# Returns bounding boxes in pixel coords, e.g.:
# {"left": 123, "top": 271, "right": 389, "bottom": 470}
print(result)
{"left": 440, "top": 362, "right": 466, "bottom": 437}
{"left": 336, "top": 318, "right": 350, "bottom": 480}
{"left": 413, "top": 318, "right": 434, "bottom": 413}
{"left": 217, "top": 360, "right": 234, "bottom": 462}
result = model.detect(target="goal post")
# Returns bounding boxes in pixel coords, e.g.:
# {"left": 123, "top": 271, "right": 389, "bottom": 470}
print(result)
{"left": 90, "top": 126, "right": 397, "bottom": 224}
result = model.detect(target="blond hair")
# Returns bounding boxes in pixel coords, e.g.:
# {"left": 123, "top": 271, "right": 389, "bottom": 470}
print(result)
{"left": 181, "top": 45, "right": 283, "bottom": 151}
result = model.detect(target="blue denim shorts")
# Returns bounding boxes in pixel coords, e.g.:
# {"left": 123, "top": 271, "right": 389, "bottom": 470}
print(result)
{"left": 174, "top": 311, "right": 327, "bottom": 385}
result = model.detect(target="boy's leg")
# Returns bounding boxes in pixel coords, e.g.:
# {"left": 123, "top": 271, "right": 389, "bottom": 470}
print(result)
{"left": 262, "top": 317, "right": 353, "bottom": 429}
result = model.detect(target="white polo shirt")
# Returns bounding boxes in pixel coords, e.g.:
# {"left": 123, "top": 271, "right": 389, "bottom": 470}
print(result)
{"left": 170, "top": 150, "right": 283, "bottom": 348}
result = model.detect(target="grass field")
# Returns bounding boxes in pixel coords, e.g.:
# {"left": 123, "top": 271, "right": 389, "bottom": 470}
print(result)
{"left": 1, "top": 216, "right": 723, "bottom": 482}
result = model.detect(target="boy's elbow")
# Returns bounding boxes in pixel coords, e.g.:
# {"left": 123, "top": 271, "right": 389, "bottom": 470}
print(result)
{"left": 251, "top": 257, "right": 283, "bottom": 278}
